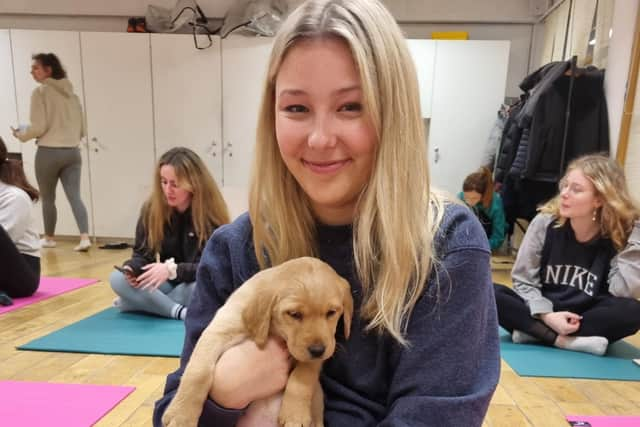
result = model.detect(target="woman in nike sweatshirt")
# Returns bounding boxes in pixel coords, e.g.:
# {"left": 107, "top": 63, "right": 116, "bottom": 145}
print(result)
{"left": 495, "top": 154, "right": 640, "bottom": 356}
{"left": 13, "top": 53, "right": 90, "bottom": 252}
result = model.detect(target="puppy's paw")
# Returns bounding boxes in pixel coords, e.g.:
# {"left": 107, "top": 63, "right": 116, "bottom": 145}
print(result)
{"left": 280, "top": 421, "right": 313, "bottom": 427}
{"left": 278, "top": 399, "right": 312, "bottom": 427}
{"left": 161, "top": 406, "right": 198, "bottom": 427}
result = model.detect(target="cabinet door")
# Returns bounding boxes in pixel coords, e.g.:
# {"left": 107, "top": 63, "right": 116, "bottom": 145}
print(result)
{"left": 428, "top": 40, "right": 510, "bottom": 194}
{"left": 81, "top": 32, "right": 155, "bottom": 238}
{"left": 10, "top": 29, "right": 93, "bottom": 237}
{"left": 406, "top": 39, "right": 436, "bottom": 119}
{"left": 0, "top": 31, "right": 19, "bottom": 153}
{"left": 221, "top": 36, "right": 274, "bottom": 219}
{"left": 151, "top": 34, "right": 223, "bottom": 185}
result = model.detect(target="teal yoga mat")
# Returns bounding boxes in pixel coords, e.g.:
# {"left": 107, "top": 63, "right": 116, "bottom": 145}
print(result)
{"left": 499, "top": 328, "right": 640, "bottom": 381}
{"left": 18, "top": 308, "right": 184, "bottom": 357}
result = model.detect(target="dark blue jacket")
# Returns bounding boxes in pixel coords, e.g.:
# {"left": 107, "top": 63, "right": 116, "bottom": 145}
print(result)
{"left": 153, "top": 204, "right": 499, "bottom": 426}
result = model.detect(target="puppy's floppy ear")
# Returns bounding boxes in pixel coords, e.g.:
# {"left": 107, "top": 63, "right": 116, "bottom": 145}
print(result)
{"left": 340, "top": 278, "right": 354, "bottom": 339}
{"left": 242, "top": 281, "right": 278, "bottom": 348}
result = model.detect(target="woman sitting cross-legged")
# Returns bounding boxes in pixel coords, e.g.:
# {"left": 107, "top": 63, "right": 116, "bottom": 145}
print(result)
{"left": 110, "top": 147, "right": 229, "bottom": 320}
{"left": 0, "top": 137, "right": 41, "bottom": 304}
{"left": 494, "top": 154, "right": 640, "bottom": 356}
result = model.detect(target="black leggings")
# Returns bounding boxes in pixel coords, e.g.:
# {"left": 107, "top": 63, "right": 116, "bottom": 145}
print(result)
{"left": 494, "top": 283, "right": 640, "bottom": 344}
{"left": 0, "top": 226, "right": 40, "bottom": 297}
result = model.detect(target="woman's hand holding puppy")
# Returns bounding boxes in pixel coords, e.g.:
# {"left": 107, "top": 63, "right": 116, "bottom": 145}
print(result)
{"left": 210, "top": 337, "right": 292, "bottom": 409}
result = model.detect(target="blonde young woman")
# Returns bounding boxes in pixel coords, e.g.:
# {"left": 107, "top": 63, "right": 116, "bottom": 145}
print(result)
{"left": 110, "top": 147, "right": 229, "bottom": 320}
{"left": 495, "top": 154, "right": 640, "bottom": 356}
{"left": 155, "top": 0, "right": 499, "bottom": 425}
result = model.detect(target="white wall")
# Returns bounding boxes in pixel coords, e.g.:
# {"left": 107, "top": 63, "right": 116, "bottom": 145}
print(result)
{"left": 0, "top": 2, "right": 535, "bottom": 102}
{"left": 626, "top": 79, "right": 640, "bottom": 202}
{"left": 605, "top": 0, "right": 638, "bottom": 157}
{"left": 527, "top": 0, "right": 637, "bottom": 156}
{"left": 0, "top": 0, "right": 535, "bottom": 22}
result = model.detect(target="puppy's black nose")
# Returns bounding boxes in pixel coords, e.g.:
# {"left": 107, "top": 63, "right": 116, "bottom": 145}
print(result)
{"left": 308, "top": 344, "right": 325, "bottom": 358}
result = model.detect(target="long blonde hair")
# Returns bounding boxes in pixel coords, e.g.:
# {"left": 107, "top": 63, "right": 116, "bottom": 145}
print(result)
{"left": 144, "top": 147, "right": 230, "bottom": 253}
{"left": 249, "top": 0, "right": 445, "bottom": 345}
{"left": 539, "top": 154, "right": 639, "bottom": 251}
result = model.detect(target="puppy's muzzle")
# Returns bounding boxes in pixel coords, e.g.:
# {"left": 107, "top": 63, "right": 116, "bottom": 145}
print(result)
{"left": 307, "top": 343, "right": 326, "bottom": 359}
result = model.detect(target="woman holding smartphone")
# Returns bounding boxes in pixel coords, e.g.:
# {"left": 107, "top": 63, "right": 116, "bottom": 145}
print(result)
{"left": 109, "top": 147, "right": 229, "bottom": 320}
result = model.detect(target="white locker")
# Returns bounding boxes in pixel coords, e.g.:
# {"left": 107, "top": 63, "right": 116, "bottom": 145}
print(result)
{"left": 221, "top": 35, "right": 274, "bottom": 219}
{"left": 150, "top": 33, "right": 223, "bottom": 186}
{"left": 428, "top": 40, "right": 510, "bottom": 195}
{"left": 80, "top": 32, "right": 155, "bottom": 238}
{"left": 0, "top": 30, "right": 19, "bottom": 153}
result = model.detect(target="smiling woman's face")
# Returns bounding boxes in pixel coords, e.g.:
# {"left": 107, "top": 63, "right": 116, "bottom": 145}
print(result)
{"left": 274, "top": 37, "right": 377, "bottom": 225}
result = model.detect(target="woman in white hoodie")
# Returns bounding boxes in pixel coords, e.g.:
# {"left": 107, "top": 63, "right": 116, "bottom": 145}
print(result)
{"left": 0, "top": 137, "right": 40, "bottom": 305}
{"left": 13, "top": 53, "right": 90, "bottom": 251}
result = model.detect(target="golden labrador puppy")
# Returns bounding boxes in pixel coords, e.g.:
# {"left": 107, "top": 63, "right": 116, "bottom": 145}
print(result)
{"left": 162, "top": 257, "right": 353, "bottom": 427}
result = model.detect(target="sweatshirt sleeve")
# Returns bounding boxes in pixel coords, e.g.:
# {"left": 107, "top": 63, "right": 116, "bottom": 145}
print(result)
{"left": 512, "top": 213, "right": 554, "bottom": 316}
{"left": 608, "top": 221, "right": 640, "bottom": 298}
{"left": 379, "top": 208, "right": 499, "bottom": 426}
{"left": 123, "top": 214, "right": 155, "bottom": 275}
{"left": 0, "top": 190, "right": 31, "bottom": 242}
{"left": 153, "top": 225, "right": 248, "bottom": 427}
{"left": 17, "top": 89, "right": 48, "bottom": 142}
{"left": 175, "top": 262, "right": 198, "bottom": 284}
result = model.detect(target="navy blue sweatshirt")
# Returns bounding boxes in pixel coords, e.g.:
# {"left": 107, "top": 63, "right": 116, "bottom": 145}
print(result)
{"left": 153, "top": 204, "right": 499, "bottom": 426}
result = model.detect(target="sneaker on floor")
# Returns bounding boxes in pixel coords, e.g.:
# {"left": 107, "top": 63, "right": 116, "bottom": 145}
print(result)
{"left": 74, "top": 239, "right": 92, "bottom": 252}
{"left": 39, "top": 238, "right": 57, "bottom": 248}
{"left": 0, "top": 291, "right": 13, "bottom": 306}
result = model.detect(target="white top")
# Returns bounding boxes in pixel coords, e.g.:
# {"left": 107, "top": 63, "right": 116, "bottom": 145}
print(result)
{"left": 0, "top": 181, "right": 40, "bottom": 258}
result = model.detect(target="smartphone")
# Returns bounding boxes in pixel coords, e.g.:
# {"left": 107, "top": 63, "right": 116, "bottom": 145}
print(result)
{"left": 114, "top": 265, "right": 137, "bottom": 277}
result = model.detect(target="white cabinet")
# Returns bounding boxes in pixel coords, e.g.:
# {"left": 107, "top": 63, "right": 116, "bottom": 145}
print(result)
{"left": 5, "top": 31, "right": 511, "bottom": 237}
{"left": 428, "top": 40, "right": 510, "bottom": 195}
{"left": 221, "top": 35, "right": 274, "bottom": 219}
{"left": 150, "top": 34, "right": 223, "bottom": 185}
{"left": 407, "top": 39, "right": 436, "bottom": 118}
{"left": 0, "top": 30, "right": 19, "bottom": 153}
{"left": 80, "top": 32, "right": 155, "bottom": 238}
{"left": 10, "top": 29, "right": 93, "bottom": 237}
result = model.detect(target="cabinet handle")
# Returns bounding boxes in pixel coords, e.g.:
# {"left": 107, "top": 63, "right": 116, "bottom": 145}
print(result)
{"left": 90, "top": 137, "right": 107, "bottom": 152}
{"left": 208, "top": 140, "right": 218, "bottom": 157}
{"left": 225, "top": 142, "right": 233, "bottom": 158}
{"left": 434, "top": 147, "right": 440, "bottom": 163}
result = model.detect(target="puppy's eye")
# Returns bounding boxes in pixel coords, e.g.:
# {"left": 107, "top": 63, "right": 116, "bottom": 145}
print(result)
{"left": 326, "top": 309, "right": 337, "bottom": 318}
{"left": 288, "top": 311, "right": 303, "bottom": 321}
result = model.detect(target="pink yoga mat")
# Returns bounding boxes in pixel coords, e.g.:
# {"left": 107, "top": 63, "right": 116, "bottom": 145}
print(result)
{"left": 0, "top": 381, "right": 134, "bottom": 426}
{"left": 0, "top": 276, "right": 98, "bottom": 315}
{"left": 566, "top": 415, "right": 640, "bottom": 427}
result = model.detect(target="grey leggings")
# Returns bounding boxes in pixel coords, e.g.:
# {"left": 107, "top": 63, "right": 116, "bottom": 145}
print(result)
{"left": 35, "top": 146, "right": 89, "bottom": 235}
{"left": 109, "top": 270, "right": 194, "bottom": 319}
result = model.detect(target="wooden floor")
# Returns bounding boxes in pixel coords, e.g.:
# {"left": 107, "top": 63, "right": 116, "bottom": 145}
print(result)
{"left": 0, "top": 242, "right": 638, "bottom": 426}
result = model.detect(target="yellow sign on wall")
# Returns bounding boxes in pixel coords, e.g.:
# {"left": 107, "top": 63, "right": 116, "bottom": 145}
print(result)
{"left": 431, "top": 31, "right": 469, "bottom": 40}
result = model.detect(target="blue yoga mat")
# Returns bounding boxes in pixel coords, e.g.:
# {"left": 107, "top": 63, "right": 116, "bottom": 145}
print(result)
{"left": 18, "top": 308, "right": 184, "bottom": 357}
{"left": 499, "top": 328, "right": 640, "bottom": 381}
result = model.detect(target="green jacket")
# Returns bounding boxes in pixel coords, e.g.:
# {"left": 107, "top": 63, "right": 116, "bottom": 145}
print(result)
{"left": 458, "top": 191, "right": 506, "bottom": 250}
